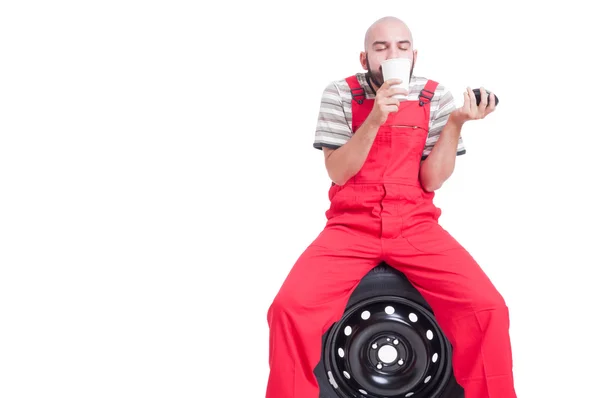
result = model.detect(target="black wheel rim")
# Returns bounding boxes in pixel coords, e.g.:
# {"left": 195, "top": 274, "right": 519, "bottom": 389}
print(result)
{"left": 323, "top": 295, "right": 453, "bottom": 398}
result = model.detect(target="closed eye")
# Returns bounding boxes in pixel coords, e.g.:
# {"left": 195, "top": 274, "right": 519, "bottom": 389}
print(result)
{"left": 372, "top": 40, "right": 412, "bottom": 51}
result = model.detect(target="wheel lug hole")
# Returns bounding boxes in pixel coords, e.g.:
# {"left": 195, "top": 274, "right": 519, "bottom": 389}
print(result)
{"left": 372, "top": 343, "right": 378, "bottom": 349}
{"left": 376, "top": 363, "right": 383, "bottom": 370}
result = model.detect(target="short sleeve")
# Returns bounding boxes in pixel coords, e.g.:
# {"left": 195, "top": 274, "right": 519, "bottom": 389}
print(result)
{"left": 313, "top": 82, "right": 353, "bottom": 150}
{"left": 421, "top": 85, "right": 466, "bottom": 160}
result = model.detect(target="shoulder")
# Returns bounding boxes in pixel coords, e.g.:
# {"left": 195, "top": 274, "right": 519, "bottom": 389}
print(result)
{"left": 409, "top": 75, "right": 452, "bottom": 100}
{"left": 411, "top": 75, "right": 456, "bottom": 118}
{"left": 320, "top": 73, "right": 374, "bottom": 101}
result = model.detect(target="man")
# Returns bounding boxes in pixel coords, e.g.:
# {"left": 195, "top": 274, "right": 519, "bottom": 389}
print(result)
{"left": 266, "top": 16, "right": 517, "bottom": 398}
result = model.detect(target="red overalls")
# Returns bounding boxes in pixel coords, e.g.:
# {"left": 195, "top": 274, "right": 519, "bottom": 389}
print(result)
{"left": 266, "top": 76, "right": 516, "bottom": 398}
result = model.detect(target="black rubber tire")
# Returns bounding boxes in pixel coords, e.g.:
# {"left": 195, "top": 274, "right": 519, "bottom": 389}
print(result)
{"left": 314, "top": 263, "right": 464, "bottom": 398}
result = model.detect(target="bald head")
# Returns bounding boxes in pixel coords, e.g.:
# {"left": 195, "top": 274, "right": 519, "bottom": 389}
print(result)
{"left": 359, "top": 16, "right": 417, "bottom": 90}
{"left": 364, "top": 16, "right": 413, "bottom": 50}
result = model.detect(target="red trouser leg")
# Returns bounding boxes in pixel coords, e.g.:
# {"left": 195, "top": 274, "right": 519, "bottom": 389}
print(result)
{"left": 382, "top": 219, "right": 517, "bottom": 398}
{"left": 265, "top": 224, "right": 380, "bottom": 398}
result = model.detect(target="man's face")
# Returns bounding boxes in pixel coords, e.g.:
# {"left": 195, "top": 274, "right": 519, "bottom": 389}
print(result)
{"left": 361, "top": 22, "right": 416, "bottom": 89}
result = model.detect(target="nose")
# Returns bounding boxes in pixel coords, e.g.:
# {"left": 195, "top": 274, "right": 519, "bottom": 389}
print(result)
{"left": 389, "top": 47, "right": 406, "bottom": 60}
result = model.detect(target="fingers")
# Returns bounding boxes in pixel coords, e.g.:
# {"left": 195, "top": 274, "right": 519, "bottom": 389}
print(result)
{"left": 378, "top": 86, "right": 407, "bottom": 104}
{"left": 389, "top": 87, "right": 409, "bottom": 97}
{"left": 384, "top": 104, "right": 400, "bottom": 113}
{"left": 479, "top": 87, "right": 496, "bottom": 116}
{"left": 379, "top": 80, "right": 407, "bottom": 98}
{"left": 381, "top": 79, "right": 403, "bottom": 89}
{"left": 479, "top": 86, "right": 488, "bottom": 110}
{"left": 385, "top": 96, "right": 401, "bottom": 105}
{"left": 487, "top": 92, "right": 496, "bottom": 113}
{"left": 377, "top": 97, "right": 400, "bottom": 115}
{"left": 467, "top": 87, "right": 477, "bottom": 114}
{"left": 459, "top": 86, "right": 497, "bottom": 122}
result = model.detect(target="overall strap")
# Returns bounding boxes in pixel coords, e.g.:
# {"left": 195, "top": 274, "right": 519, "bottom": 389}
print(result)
{"left": 418, "top": 80, "right": 439, "bottom": 107}
{"left": 345, "top": 75, "right": 373, "bottom": 132}
{"left": 346, "top": 75, "right": 366, "bottom": 105}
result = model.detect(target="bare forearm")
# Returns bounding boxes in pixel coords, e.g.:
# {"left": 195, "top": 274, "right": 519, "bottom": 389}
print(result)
{"left": 324, "top": 119, "right": 380, "bottom": 185}
{"left": 322, "top": 78, "right": 408, "bottom": 185}
{"left": 419, "top": 113, "right": 464, "bottom": 192}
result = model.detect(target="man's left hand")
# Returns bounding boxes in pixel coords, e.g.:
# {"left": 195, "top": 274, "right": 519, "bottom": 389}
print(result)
{"left": 451, "top": 86, "right": 496, "bottom": 125}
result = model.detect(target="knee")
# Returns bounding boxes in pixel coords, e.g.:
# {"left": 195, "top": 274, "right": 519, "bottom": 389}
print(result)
{"left": 267, "top": 293, "right": 286, "bottom": 320}
{"left": 471, "top": 284, "right": 508, "bottom": 313}
{"left": 267, "top": 289, "right": 302, "bottom": 324}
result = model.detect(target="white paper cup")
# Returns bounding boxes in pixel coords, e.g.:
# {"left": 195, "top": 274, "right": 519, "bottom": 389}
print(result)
{"left": 381, "top": 58, "right": 411, "bottom": 100}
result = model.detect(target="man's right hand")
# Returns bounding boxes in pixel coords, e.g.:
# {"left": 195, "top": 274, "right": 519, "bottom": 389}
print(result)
{"left": 366, "top": 79, "right": 408, "bottom": 127}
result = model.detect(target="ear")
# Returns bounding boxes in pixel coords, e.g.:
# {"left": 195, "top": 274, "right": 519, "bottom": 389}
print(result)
{"left": 360, "top": 51, "right": 368, "bottom": 70}
{"left": 413, "top": 49, "right": 418, "bottom": 66}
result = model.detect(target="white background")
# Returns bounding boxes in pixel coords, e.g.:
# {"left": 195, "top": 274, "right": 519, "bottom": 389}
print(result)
{"left": 1, "top": 1, "right": 599, "bottom": 397}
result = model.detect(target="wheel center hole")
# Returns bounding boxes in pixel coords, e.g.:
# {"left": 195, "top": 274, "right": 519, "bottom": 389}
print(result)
{"left": 377, "top": 345, "right": 398, "bottom": 363}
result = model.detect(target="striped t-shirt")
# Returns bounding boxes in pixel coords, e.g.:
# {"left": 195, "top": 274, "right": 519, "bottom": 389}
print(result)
{"left": 313, "top": 72, "right": 466, "bottom": 160}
